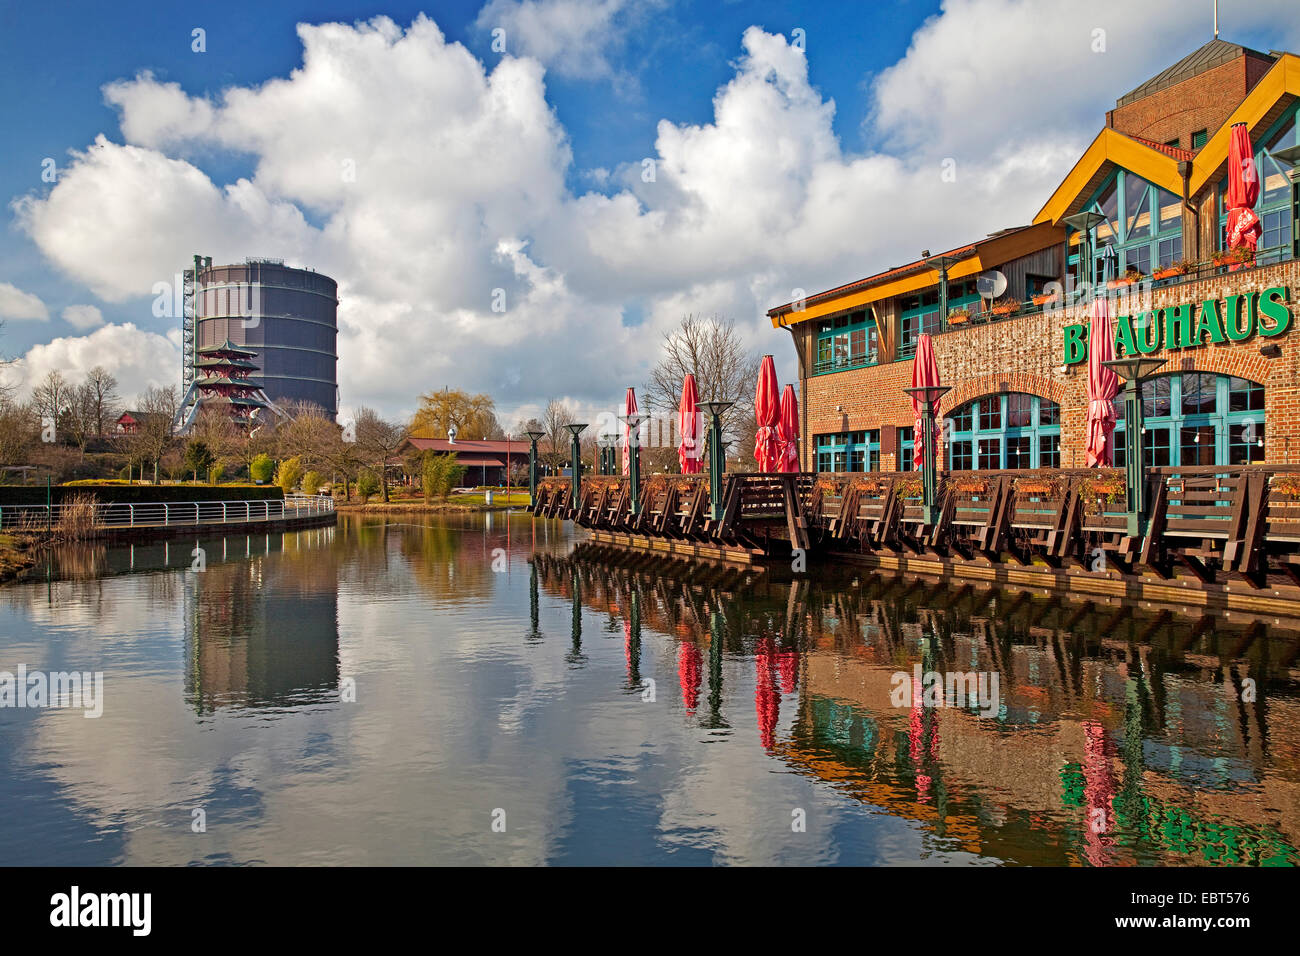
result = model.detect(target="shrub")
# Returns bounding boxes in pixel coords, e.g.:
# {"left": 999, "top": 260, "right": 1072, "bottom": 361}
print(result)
{"left": 249, "top": 453, "right": 275, "bottom": 484}
{"left": 209, "top": 461, "right": 226, "bottom": 485}
{"left": 356, "top": 469, "right": 380, "bottom": 502}
{"left": 301, "top": 470, "right": 322, "bottom": 496}
{"left": 275, "top": 455, "right": 304, "bottom": 494}
{"left": 422, "top": 452, "right": 466, "bottom": 501}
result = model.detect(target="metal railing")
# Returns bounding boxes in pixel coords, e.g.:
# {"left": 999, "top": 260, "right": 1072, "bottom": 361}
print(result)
{"left": 0, "top": 495, "right": 335, "bottom": 531}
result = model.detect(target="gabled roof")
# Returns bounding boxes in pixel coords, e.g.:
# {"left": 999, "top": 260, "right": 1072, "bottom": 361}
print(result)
{"left": 1116, "top": 39, "right": 1274, "bottom": 107}
{"left": 402, "top": 437, "right": 530, "bottom": 455}
{"left": 1189, "top": 52, "right": 1300, "bottom": 195}
{"left": 1033, "top": 127, "right": 1184, "bottom": 227}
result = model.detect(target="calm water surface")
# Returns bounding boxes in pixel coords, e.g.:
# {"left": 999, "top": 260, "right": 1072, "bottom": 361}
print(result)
{"left": 1, "top": 512, "right": 1298, "bottom": 866}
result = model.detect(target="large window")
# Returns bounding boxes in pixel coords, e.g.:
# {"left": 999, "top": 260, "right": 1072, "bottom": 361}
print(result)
{"left": 1217, "top": 105, "right": 1297, "bottom": 261}
{"left": 815, "top": 310, "right": 878, "bottom": 374}
{"left": 945, "top": 393, "right": 1061, "bottom": 471}
{"left": 1068, "top": 169, "right": 1183, "bottom": 284}
{"left": 898, "top": 281, "right": 981, "bottom": 357}
{"left": 1113, "top": 374, "right": 1265, "bottom": 468}
{"left": 815, "top": 430, "right": 880, "bottom": 473}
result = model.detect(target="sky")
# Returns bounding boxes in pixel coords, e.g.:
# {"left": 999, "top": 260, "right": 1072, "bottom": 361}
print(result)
{"left": 1, "top": 0, "right": 1297, "bottom": 429}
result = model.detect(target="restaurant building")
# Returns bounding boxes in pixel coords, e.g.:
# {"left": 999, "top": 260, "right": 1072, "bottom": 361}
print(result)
{"left": 769, "top": 41, "right": 1300, "bottom": 473}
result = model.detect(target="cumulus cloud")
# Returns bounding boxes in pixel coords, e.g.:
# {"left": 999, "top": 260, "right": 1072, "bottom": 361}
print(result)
{"left": 0, "top": 282, "right": 48, "bottom": 321}
{"left": 12, "top": 323, "right": 180, "bottom": 396}
{"left": 475, "top": 0, "right": 659, "bottom": 80}
{"left": 61, "top": 304, "right": 104, "bottom": 330}
{"left": 14, "top": 2, "right": 1289, "bottom": 421}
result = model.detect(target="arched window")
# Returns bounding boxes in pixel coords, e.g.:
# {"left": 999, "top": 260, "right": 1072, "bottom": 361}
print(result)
{"left": 1113, "top": 373, "right": 1264, "bottom": 467}
{"left": 945, "top": 393, "right": 1061, "bottom": 471}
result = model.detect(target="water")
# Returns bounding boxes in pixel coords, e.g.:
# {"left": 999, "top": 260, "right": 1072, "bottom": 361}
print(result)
{"left": 1, "top": 512, "right": 1297, "bottom": 866}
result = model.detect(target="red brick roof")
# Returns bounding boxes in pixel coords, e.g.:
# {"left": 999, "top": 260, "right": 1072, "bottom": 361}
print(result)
{"left": 1125, "top": 132, "right": 1196, "bottom": 162}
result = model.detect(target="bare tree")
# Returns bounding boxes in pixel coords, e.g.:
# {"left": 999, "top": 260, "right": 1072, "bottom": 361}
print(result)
{"left": 540, "top": 398, "right": 573, "bottom": 475}
{"left": 354, "top": 406, "right": 406, "bottom": 503}
{"left": 30, "top": 369, "right": 71, "bottom": 440}
{"left": 127, "top": 385, "right": 179, "bottom": 483}
{"left": 83, "top": 366, "right": 120, "bottom": 440}
{"left": 646, "top": 314, "right": 760, "bottom": 465}
{"left": 64, "top": 382, "right": 100, "bottom": 458}
{"left": 0, "top": 398, "right": 37, "bottom": 476}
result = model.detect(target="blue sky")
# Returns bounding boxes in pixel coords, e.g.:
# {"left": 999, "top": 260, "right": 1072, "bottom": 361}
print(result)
{"left": 1, "top": 0, "right": 1294, "bottom": 423}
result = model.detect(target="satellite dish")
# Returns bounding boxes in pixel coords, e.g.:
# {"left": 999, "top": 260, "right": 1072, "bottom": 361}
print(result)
{"left": 976, "top": 270, "right": 1007, "bottom": 299}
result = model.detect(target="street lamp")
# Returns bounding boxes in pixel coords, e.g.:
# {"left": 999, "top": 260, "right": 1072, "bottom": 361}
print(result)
{"left": 525, "top": 429, "right": 545, "bottom": 506}
{"left": 1063, "top": 210, "right": 1106, "bottom": 299}
{"left": 697, "top": 400, "right": 735, "bottom": 520}
{"left": 1103, "top": 356, "right": 1167, "bottom": 537}
{"left": 620, "top": 411, "right": 648, "bottom": 516}
{"left": 902, "top": 384, "right": 952, "bottom": 525}
{"left": 1271, "top": 144, "right": 1300, "bottom": 261}
{"left": 564, "top": 423, "right": 588, "bottom": 511}
{"left": 925, "top": 254, "right": 962, "bottom": 329}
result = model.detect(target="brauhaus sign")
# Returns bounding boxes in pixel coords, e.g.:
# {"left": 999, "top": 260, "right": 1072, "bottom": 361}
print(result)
{"left": 1062, "top": 286, "right": 1291, "bottom": 365}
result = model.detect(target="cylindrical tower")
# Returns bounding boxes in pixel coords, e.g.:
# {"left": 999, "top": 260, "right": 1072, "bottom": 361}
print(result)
{"left": 192, "top": 258, "right": 339, "bottom": 419}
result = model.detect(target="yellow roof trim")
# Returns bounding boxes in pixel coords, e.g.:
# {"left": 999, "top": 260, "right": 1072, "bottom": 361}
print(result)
{"left": 1189, "top": 53, "right": 1300, "bottom": 196}
{"left": 770, "top": 256, "right": 987, "bottom": 328}
{"left": 1033, "top": 127, "right": 1183, "bottom": 226}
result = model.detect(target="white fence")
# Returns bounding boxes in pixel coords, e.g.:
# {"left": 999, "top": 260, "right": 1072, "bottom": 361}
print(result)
{"left": 0, "top": 494, "right": 334, "bottom": 531}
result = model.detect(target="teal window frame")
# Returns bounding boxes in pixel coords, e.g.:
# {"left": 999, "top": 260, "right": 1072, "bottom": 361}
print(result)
{"left": 1067, "top": 169, "right": 1184, "bottom": 283}
{"left": 815, "top": 430, "right": 880, "bottom": 473}
{"left": 898, "top": 281, "right": 981, "bottom": 358}
{"left": 1112, "top": 374, "right": 1265, "bottom": 468}
{"left": 944, "top": 393, "right": 1062, "bottom": 471}
{"left": 814, "top": 310, "right": 879, "bottom": 375}
{"left": 1216, "top": 104, "right": 1297, "bottom": 261}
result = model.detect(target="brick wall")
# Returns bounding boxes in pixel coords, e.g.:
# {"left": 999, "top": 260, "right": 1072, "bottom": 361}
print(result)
{"left": 1107, "top": 55, "right": 1270, "bottom": 150}
{"left": 796, "top": 260, "right": 1300, "bottom": 468}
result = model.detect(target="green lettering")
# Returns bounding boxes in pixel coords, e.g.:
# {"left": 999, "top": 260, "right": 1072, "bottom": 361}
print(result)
{"left": 1223, "top": 294, "right": 1255, "bottom": 342}
{"left": 1258, "top": 286, "right": 1291, "bottom": 337}
{"left": 1063, "top": 323, "right": 1088, "bottom": 365}
{"left": 1193, "top": 300, "right": 1225, "bottom": 344}
{"left": 1114, "top": 314, "right": 1137, "bottom": 357}
{"left": 1134, "top": 311, "right": 1161, "bottom": 354}
{"left": 1163, "top": 302, "right": 1195, "bottom": 349}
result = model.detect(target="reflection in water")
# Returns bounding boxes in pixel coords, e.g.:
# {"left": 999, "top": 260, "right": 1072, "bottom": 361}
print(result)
{"left": 1, "top": 513, "right": 1296, "bottom": 865}
{"left": 536, "top": 546, "right": 1300, "bottom": 866}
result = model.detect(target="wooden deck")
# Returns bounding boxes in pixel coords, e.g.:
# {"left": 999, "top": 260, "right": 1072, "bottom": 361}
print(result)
{"left": 530, "top": 465, "right": 1300, "bottom": 600}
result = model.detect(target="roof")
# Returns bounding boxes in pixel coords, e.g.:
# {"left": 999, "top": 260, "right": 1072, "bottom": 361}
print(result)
{"left": 1126, "top": 133, "right": 1197, "bottom": 162}
{"left": 197, "top": 339, "right": 258, "bottom": 358}
{"left": 403, "top": 437, "right": 530, "bottom": 456}
{"left": 1116, "top": 39, "right": 1274, "bottom": 107}
{"left": 117, "top": 410, "right": 166, "bottom": 422}
{"left": 444, "top": 455, "right": 505, "bottom": 467}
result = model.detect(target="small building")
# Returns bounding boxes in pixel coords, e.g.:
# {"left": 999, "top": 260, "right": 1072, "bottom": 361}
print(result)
{"left": 399, "top": 437, "right": 533, "bottom": 487}
{"left": 114, "top": 410, "right": 169, "bottom": 435}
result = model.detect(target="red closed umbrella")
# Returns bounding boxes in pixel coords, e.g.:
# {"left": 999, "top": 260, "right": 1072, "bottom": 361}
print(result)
{"left": 678, "top": 373, "right": 703, "bottom": 474}
{"left": 1226, "top": 122, "right": 1261, "bottom": 271}
{"left": 1086, "top": 294, "right": 1121, "bottom": 466}
{"left": 776, "top": 384, "right": 800, "bottom": 473}
{"left": 909, "top": 334, "right": 943, "bottom": 470}
{"left": 754, "top": 355, "right": 779, "bottom": 472}
{"left": 622, "top": 387, "right": 638, "bottom": 476}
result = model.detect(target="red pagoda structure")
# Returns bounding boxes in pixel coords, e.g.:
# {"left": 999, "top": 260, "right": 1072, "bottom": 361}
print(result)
{"left": 175, "top": 340, "right": 279, "bottom": 432}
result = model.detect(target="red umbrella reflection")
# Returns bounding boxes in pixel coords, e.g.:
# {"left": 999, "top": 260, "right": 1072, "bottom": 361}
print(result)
{"left": 678, "top": 642, "right": 702, "bottom": 715}
{"left": 755, "top": 638, "right": 780, "bottom": 750}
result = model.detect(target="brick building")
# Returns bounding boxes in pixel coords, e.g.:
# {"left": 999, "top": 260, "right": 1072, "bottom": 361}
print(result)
{"left": 769, "top": 41, "right": 1300, "bottom": 474}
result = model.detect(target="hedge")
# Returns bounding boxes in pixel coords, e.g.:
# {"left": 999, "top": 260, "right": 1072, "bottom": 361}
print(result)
{"left": 0, "top": 484, "right": 286, "bottom": 506}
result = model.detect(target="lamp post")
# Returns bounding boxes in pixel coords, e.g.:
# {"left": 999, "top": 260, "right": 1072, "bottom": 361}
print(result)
{"left": 1103, "top": 356, "right": 1167, "bottom": 537}
{"left": 621, "top": 411, "right": 648, "bottom": 516}
{"left": 902, "top": 384, "right": 952, "bottom": 525}
{"left": 1272, "top": 144, "right": 1300, "bottom": 261}
{"left": 697, "top": 400, "right": 735, "bottom": 521}
{"left": 1063, "top": 210, "right": 1106, "bottom": 298}
{"left": 525, "top": 429, "right": 545, "bottom": 506}
{"left": 564, "top": 423, "right": 588, "bottom": 511}
{"left": 925, "top": 254, "right": 961, "bottom": 329}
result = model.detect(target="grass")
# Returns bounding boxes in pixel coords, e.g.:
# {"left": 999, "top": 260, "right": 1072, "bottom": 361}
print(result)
{"left": 0, "top": 532, "right": 37, "bottom": 582}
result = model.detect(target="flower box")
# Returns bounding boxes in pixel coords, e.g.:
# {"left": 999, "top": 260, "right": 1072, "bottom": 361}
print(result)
{"left": 1079, "top": 475, "right": 1126, "bottom": 514}
{"left": 991, "top": 297, "right": 1020, "bottom": 316}
{"left": 1271, "top": 475, "right": 1300, "bottom": 499}
{"left": 1014, "top": 476, "right": 1061, "bottom": 497}
{"left": 1151, "top": 266, "right": 1183, "bottom": 281}
{"left": 1031, "top": 292, "right": 1056, "bottom": 307}
{"left": 947, "top": 309, "right": 971, "bottom": 325}
{"left": 895, "top": 478, "right": 923, "bottom": 500}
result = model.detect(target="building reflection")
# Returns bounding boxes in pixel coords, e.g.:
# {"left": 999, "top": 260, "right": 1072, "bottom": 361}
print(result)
{"left": 182, "top": 528, "right": 340, "bottom": 713}
{"left": 533, "top": 545, "right": 1300, "bottom": 866}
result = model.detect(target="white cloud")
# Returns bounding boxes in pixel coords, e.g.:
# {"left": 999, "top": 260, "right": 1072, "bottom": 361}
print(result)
{"left": 13, "top": 4, "right": 1294, "bottom": 422}
{"left": 0, "top": 281, "right": 48, "bottom": 321}
{"left": 13, "top": 323, "right": 180, "bottom": 397}
{"left": 475, "top": 0, "right": 659, "bottom": 80}
{"left": 61, "top": 304, "right": 104, "bottom": 330}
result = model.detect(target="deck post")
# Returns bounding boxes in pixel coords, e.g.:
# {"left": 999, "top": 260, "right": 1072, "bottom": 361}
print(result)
{"left": 698, "top": 400, "right": 735, "bottom": 521}
{"left": 564, "top": 423, "right": 588, "bottom": 511}
{"left": 525, "top": 430, "right": 545, "bottom": 506}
